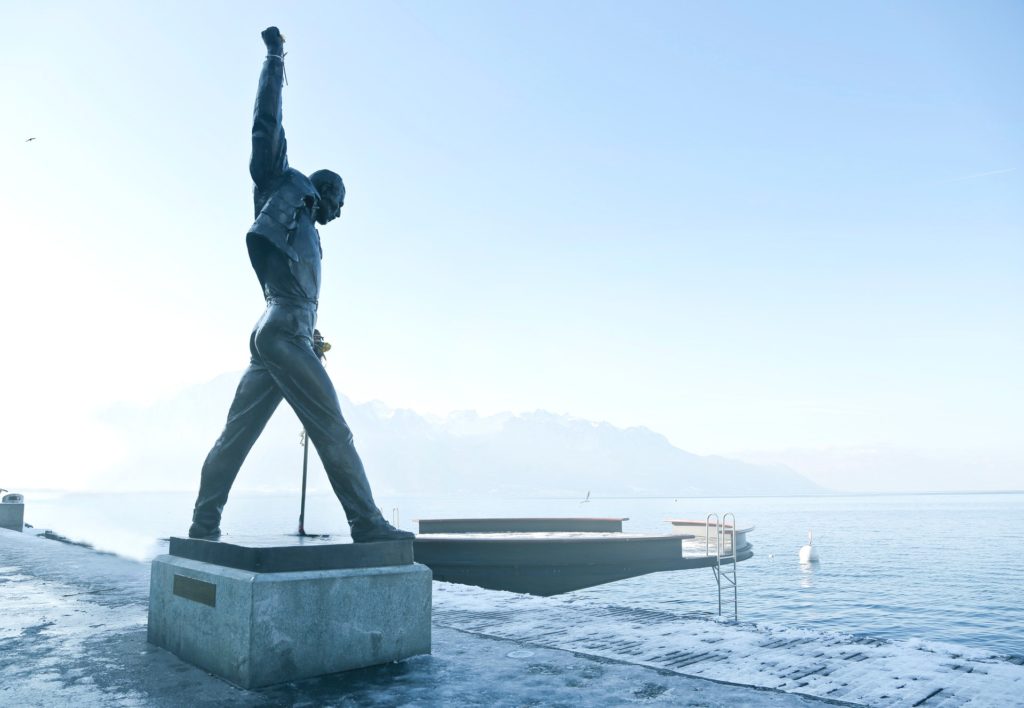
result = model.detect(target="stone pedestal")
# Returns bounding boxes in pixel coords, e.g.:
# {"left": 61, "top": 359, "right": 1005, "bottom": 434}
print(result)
{"left": 148, "top": 536, "right": 431, "bottom": 689}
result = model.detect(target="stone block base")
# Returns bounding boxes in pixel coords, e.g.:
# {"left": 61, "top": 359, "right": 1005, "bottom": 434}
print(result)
{"left": 147, "top": 555, "right": 432, "bottom": 688}
{"left": 0, "top": 502, "right": 24, "bottom": 532}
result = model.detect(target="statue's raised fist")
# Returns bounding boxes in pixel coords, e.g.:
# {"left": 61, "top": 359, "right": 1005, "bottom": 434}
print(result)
{"left": 261, "top": 27, "right": 285, "bottom": 52}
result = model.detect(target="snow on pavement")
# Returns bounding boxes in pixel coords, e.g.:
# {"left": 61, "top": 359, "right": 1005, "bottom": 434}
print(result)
{"left": 433, "top": 581, "right": 1024, "bottom": 707}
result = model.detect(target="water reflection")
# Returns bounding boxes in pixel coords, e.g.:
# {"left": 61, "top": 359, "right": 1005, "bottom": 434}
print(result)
{"left": 799, "top": 558, "right": 818, "bottom": 588}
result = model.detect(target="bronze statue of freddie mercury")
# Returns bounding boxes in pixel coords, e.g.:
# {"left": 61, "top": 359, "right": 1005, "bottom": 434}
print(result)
{"left": 189, "top": 27, "right": 412, "bottom": 543}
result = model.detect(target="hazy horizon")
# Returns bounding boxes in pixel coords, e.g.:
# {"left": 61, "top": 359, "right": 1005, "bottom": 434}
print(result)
{"left": 6, "top": 369, "right": 1020, "bottom": 497}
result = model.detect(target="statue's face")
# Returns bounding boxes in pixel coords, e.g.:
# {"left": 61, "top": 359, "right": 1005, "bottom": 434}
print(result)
{"left": 314, "top": 179, "right": 345, "bottom": 225}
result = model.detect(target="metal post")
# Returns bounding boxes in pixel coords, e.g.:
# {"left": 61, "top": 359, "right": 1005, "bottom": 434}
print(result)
{"left": 298, "top": 331, "right": 329, "bottom": 537}
{"left": 298, "top": 430, "right": 309, "bottom": 535}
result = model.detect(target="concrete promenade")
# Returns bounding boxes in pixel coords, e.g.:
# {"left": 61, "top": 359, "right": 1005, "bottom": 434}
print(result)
{"left": 0, "top": 528, "right": 824, "bottom": 707}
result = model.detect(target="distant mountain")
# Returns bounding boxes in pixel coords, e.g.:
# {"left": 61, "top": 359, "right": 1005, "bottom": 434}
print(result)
{"left": 98, "top": 372, "right": 824, "bottom": 497}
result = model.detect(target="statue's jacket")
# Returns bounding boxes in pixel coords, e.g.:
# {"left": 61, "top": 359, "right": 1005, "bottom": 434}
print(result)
{"left": 245, "top": 54, "right": 322, "bottom": 301}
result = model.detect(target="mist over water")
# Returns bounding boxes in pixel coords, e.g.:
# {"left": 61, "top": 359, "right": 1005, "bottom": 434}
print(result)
{"left": 19, "top": 490, "right": 1024, "bottom": 657}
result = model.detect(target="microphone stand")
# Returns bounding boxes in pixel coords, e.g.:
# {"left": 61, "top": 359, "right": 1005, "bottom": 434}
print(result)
{"left": 297, "top": 330, "right": 330, "bottom": 537}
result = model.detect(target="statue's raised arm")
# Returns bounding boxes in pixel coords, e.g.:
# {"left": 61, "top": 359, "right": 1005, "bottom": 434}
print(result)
{"left": 250, "top": 27, "right": 289, "bottom": 196}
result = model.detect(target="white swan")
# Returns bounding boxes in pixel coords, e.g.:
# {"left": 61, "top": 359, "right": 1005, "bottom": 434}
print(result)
{"left": 799, "top": 529, "right": 819, "bottom": 564}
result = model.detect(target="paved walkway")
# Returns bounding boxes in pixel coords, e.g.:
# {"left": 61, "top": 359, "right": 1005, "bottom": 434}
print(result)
{"left": 1, "top": 528, "right": 837, "bottom": 706}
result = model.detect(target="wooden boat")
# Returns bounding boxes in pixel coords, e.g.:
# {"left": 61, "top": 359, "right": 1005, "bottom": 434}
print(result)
{"left": 413, "top": 517, "right": 753, "bottom": 596}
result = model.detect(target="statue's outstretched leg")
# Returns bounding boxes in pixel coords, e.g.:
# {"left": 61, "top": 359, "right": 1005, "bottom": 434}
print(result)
{"left": 254, "top": 302, "right": 412, "bottom": 542}
{"left": 190, "top": 337, "right": 283, "bottom": 538}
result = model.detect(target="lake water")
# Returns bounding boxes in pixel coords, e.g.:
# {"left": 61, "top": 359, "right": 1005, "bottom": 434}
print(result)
{"left": 16, "top": 489, "right": 1024, "bottom": 658}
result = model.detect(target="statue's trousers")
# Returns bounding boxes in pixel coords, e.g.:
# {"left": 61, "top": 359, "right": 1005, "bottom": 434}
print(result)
{"left": 191, "top": 299, "right": 380, "bottom": 530}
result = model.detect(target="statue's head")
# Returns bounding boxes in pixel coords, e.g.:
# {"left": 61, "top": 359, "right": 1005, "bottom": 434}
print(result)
{"left": 310, "top": 169, "right": 345, "bottom": 225}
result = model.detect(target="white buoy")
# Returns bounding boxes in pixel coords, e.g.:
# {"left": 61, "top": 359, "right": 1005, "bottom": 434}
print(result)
{"left": 799, "top": 530, "right": 819, "bottom": 564}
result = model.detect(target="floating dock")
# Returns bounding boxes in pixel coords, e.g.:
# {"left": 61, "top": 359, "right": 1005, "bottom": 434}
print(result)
{"left": 413, "top": 517, "right": 754, "bottom": 596}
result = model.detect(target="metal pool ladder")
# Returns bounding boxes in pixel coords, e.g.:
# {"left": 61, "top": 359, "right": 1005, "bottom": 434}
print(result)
{"left": 706, "top": 512, "right": 739, "bottom": 622}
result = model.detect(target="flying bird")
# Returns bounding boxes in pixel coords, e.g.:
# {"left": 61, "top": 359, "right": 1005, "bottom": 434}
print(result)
{"left": 580, "top": 490, "right": 591, "bottom": 504}
{"left": 25, "top": 137, "right": 36, "bottom": 142}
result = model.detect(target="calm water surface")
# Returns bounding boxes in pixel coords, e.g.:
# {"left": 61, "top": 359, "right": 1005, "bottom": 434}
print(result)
{"left": 19, "top": 490, "right": 1024, "bottom": 657}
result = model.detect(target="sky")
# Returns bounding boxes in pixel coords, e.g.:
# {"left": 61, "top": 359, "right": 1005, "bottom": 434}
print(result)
{"left": 1, "top": 1, "right": 1021, "bottom": 492}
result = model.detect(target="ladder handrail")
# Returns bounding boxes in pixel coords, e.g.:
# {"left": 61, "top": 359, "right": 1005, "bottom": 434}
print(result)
{"left": 704, "top": 511, "right": 739, "bottom": 622}
{"left": 722, "top": 512, "right": 738, "bottom": 621}
{"left": 705, "top": 513, "right": 719, "bottom": 560}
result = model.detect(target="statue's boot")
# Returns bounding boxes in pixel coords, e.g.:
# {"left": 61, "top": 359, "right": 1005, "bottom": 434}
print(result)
{"left": 350, "top": 519, "right": 415, "bottom": 542}
{"left": 313, "top": 425, "right": 414, "bottom": 542}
